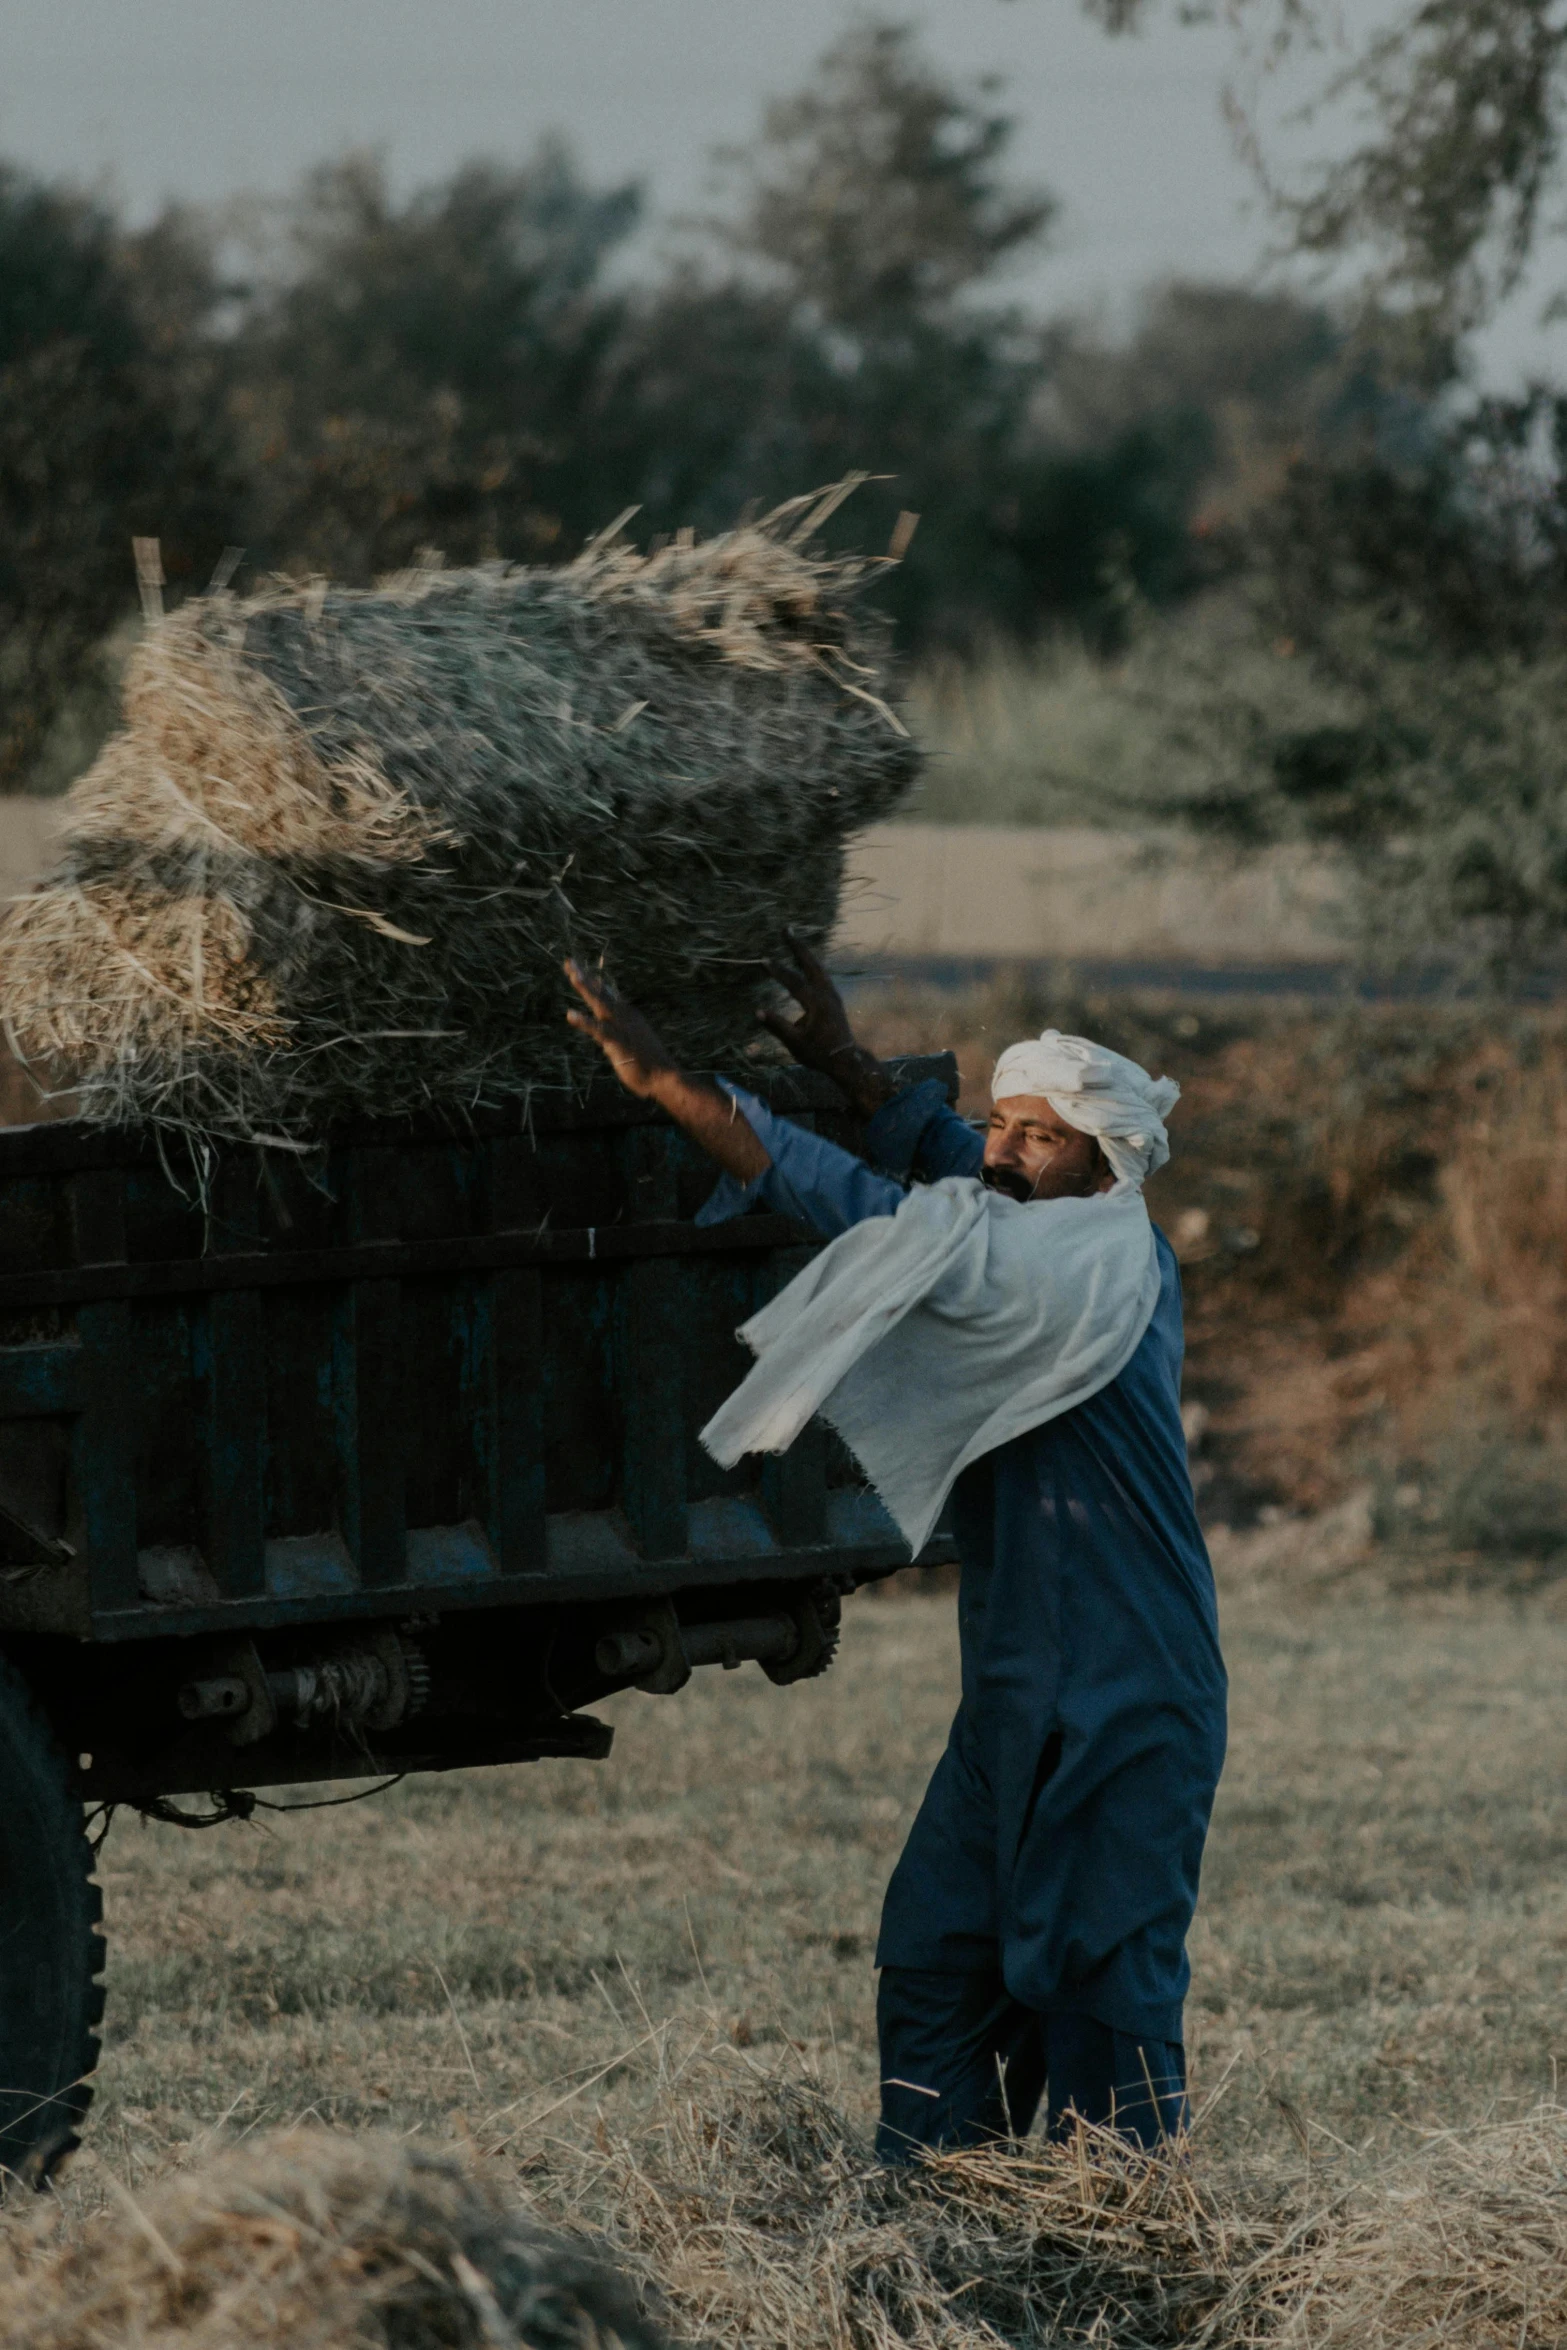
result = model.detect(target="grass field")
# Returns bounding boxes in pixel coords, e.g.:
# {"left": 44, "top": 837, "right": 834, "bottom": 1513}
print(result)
{"left": 9, "top": 1546, "right": 1551, "bottom": 2346}
{"left": 78, "top": 1548, "right": 1567, "bottom": 2183}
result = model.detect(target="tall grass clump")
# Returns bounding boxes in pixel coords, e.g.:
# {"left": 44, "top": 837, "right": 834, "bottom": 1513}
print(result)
{"left": 903, "top": 606, "right": 1354, "bottom": 834}
{"left": 905, "top": 640, "right": 1165, "bottom": 826}
{"left": 551, "top": 2062, "right": 1567, "bottom": 2350}
{"left": 536, "top": 2059, "right": 1309, "bottom": 2350}
{"left": 910, "top": 582, "right": 1567, "bottom": 998}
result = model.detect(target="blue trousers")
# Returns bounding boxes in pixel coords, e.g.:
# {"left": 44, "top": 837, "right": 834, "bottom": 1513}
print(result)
{"left": 876, "top": 1964, "right": 1187, "bottom": 2161}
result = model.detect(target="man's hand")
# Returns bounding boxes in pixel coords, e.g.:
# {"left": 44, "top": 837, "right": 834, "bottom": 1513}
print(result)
{"left": 761, "top": 933, "right": 896, "bottom": 1119}
{"left": 564, "top": 959, "right": 677, "bottom": 1099}
{"left": 563, "top": 959, "right": 769, "bottom": 1184}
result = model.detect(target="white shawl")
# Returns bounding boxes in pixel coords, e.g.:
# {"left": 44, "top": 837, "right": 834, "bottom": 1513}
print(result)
{"left": 700, "top": 1176, "right": 1161, "bottom": 1554}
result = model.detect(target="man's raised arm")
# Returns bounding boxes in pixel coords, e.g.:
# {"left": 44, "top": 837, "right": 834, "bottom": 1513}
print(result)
{"left": 563, "top": 960, "right": 770, "bottom": 1184}
{"left": 563, "top": 954, "right": 907, "bottom": 1236}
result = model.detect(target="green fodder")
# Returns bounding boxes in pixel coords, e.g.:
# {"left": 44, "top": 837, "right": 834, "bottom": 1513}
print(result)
{"left": 0, "top": 486, "right": 917, "bottom": 1147}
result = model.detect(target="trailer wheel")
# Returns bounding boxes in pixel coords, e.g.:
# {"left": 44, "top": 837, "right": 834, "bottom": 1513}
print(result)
{"left": 0, "top": 1649, "right": 105, "bottom": 2189}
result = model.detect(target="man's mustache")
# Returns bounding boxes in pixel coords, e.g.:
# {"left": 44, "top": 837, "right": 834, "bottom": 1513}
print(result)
{"left": 981, "top": 1162, "right": 1036, "bottom": 1204}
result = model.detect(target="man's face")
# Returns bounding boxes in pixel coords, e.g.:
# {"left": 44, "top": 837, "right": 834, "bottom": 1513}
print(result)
{"left": 982, "top": 1093, "right": 1111, "bottom": 1203}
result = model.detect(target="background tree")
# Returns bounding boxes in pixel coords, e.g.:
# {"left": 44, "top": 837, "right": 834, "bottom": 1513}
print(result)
{"left": 1063, "top": 0, "right": 1567, "bottom": 982}
{"left": 714, "top": 18, "right": 1053, "bottom": 334}
{"left": 1084, "top": 0, "right": 1567, "bottom": 349}
{"left": 1048, "top": 283, "right": 1418, "bottom": 515}
{"left": 0, "top": 16, "right": 1435, "bottom": 786}
{"left": 600, "top": 21, "right": 1221, "bottom": 645}
{"left": 0, "top": 170, "right": 238, "bottom": 788}
{"left": 232, "top": 146, "right": 639, "bottom": 578}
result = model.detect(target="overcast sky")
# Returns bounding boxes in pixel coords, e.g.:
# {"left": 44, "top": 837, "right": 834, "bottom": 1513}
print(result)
{"left": 3, "top": 0, "right": 1562, "bottom": 385}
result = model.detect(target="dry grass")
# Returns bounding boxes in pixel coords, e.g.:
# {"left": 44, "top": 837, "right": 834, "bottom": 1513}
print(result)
{"left": 533, "top": 2055, "right": 1567, "bottom": 2350}
{"left": 570, "top": 478, "right": 906, "bottom": 714}
{"left": 536, "top": 2060, "right": 1311, "bottom": 2350}
{"left": 0, "top": 2128, "right": 660, "bottom": 2350}
{"left": 68, "top": 1569, "right": 1567, "bottom": 2156}
{"left": 13, "top": 2080, "right": 1567, "bottom": 2350}
{"left": 0, "top": 959, "right": 1560, "bottom": 2340}
{"left": 851, "top": 976, "right": 1567, "bottom": 1538}
{"left": 10, "top": 1571, "right": 1567, "bottom": 2344}
{"left": 0, "top": 486, "right": 916, "bottom": 1146}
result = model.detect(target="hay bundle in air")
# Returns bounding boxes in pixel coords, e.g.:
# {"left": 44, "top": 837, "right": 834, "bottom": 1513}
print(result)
{"left": 0, "top": 483, "right": 918, "bottom": 1145}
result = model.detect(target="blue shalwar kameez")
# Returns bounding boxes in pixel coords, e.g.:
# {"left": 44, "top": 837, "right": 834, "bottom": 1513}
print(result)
{"left": 702, "top": 1078, "right": 1228, "bottom": 2153}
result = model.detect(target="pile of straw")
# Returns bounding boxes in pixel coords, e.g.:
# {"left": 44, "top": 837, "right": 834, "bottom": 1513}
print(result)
{"left": 7, "top": 2075, "right": 1567, "bottom": 2348}
{"left": 544, "top": 2073, "right": 1308, "bottom": 2350}
{"left": 0, "top": 2131, "right": 660, "bottom": 2350}
{"left": 0, "top": 484, "right": 917, "bottom": 1144}
{"left": 528, "top": 2045, "right": 1567, "bottom": 2350}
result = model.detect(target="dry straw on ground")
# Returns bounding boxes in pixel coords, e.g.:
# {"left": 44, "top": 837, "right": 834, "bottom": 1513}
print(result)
{"left": 0, "top": 483, "right": 917, "bottom": 1146}
{"left": 547, "top": 2059, "right": 1567, "bottom": 2350}
{"left": 540, "top": 2063, "right": 1309, "bottom": 2350}
{"left": 0, "top": 2129, "right": 662, "bottom": 2350}
{"left": 8, "top": 2060, "right": 1567, "bottom": 2349}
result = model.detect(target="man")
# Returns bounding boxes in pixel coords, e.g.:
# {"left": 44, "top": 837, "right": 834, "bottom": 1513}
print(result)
{"left": 564, "top": 941, "right": 1227, "bottom": 2157}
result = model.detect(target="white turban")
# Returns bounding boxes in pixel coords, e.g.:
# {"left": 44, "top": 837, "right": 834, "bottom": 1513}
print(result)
{"left": 991, "top": 1029, "right": 1180, "bottom": 1190}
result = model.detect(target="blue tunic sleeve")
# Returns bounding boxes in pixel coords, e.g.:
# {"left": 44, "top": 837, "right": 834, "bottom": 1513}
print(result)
{"left": 864, "top": 1078, "right": 986, "bottom": 1181}
{"left": 693, "top": 1083, "right": 907, "bottom": 1237}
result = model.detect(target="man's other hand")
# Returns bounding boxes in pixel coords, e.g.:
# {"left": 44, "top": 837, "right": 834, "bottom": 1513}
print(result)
{"left": 760, "top": 933, "right": 895, "bottom": 1118}
{"left": 564, "top": 960, "right": 676, "bottom": 1098}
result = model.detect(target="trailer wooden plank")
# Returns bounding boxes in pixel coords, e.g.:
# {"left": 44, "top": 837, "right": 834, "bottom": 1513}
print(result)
{"left": 467, "top": 1137, "right": 547, "bottom": 1574}
{"left": 90, "top": 1498, "right": 937, "bottom": 1639}
{"left": 0, "top": 1054, "right": 959, "bottom": 1176}
{"left": 199, "top": 1160, "right": 266, "bottom": 1597}
{"left": 479, "top": 1267, "right": 546, "bottom": 1574}
{"left": 0, "top": 1212, "right": 812, "bottom": 1312}
{"left": 66, "top": 1168, "right": 139, "bottom": 1609}
{"left": 74, "top": 1300, "right": 138, "bottom": 1607}
{"left": 0, "top": 1345, "right": 83, "bottom": 1417}
{"left": 41, "top": 1055, "right": 962, "bottom": 1640}
{"left": 329, "top": 1155, "right": 406, "bottom": 1589}
{"left": 620, "top": 1256, "right": 688, "bottom": 1561}
{"left": 334, "top": 1277, "right": 406, "bottom": 1586}
{"left": 201, "top": 1290, "right": 267, "bottom": 1597}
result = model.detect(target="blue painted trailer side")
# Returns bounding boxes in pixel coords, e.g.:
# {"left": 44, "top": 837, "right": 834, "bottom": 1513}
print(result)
{"left": 0, "top": 1058, "right": 958, "bottom": 1646}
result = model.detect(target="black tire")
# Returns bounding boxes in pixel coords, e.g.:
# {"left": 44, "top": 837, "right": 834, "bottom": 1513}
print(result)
{"left": 0, "top": 1648, "right": 104, "bottom": 2188}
